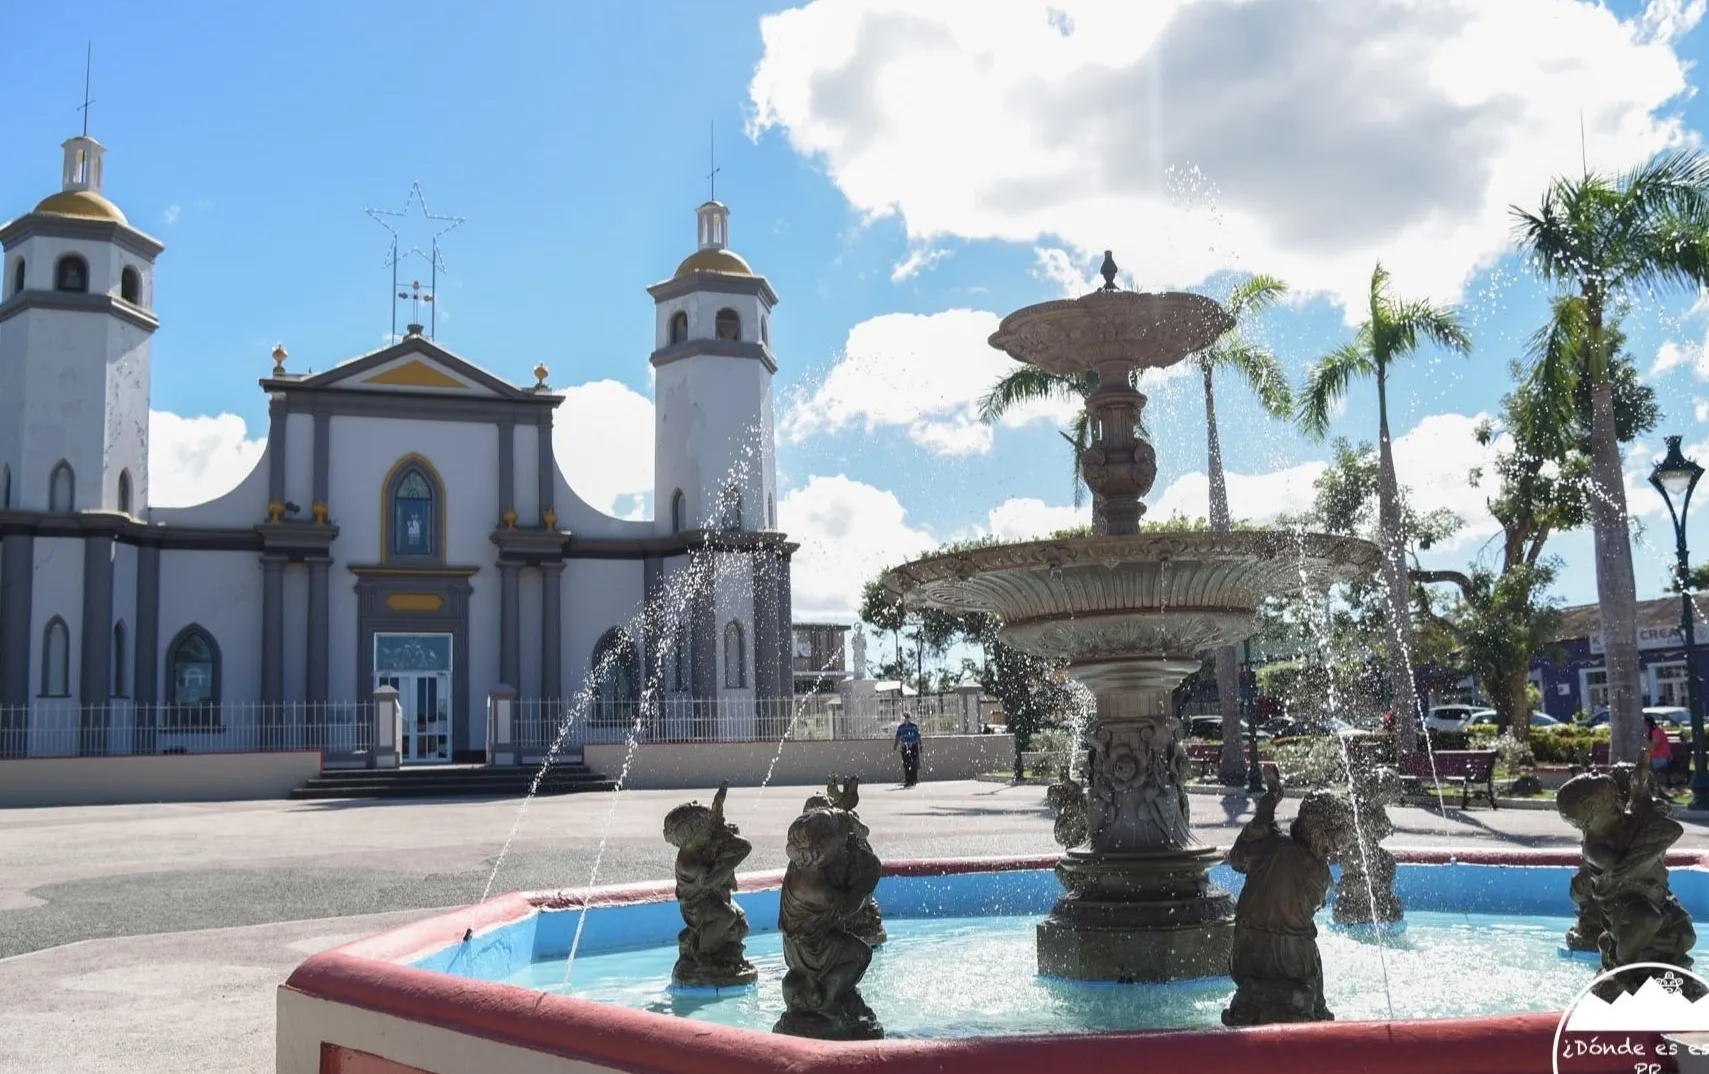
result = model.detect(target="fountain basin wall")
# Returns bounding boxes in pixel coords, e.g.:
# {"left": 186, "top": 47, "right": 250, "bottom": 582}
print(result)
{"left": 280, "top": 850, "right": 1709, "bottom": 1074}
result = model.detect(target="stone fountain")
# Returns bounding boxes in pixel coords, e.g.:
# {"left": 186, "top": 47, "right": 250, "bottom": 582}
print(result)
{"left": 882, "top": 255, "right": 1380, "bottom": 982}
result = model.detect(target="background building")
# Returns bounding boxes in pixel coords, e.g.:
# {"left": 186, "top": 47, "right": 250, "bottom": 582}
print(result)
{"left": 1531, "top": 597, "right": 1709, "bottom": 719}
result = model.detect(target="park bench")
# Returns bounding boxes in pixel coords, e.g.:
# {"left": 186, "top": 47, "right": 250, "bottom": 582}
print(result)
{"left": 1589, "top": 739, "right": 1691, "bottom": 789}
{"left": 1398, "top": 749, "right": 1498, "bottom": 810}
{"left": 1185, "top": 742, "right": 1225, "bottom": 781}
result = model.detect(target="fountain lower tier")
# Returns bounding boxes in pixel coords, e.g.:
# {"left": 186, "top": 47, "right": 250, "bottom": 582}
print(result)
{"left": 882, "top": 532, "right": 1380, "bottom": 982}
{"left": 1041, "top": 846, "right": 1235, "bottom": 981}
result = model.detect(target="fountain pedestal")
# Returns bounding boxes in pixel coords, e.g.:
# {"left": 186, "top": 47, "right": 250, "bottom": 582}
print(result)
{"left": 884, "top": 259, "right": 1379, "bottom": 983}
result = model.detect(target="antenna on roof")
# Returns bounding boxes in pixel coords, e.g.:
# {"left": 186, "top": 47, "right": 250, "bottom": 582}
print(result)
{"left": 77, "top": 42, "right": 95, "bottom": 137}
{"left": 708, "top": 120, "right": 721, "bottom": 203}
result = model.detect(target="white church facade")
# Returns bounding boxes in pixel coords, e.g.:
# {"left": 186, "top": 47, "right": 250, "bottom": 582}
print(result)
{"left": 0, "top": 131, "right": 795, "bottom": 764}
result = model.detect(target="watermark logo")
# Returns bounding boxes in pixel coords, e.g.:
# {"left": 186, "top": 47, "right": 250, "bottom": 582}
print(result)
{"left": 1554, "top": 962, "right": 1709, "bottom": 1073}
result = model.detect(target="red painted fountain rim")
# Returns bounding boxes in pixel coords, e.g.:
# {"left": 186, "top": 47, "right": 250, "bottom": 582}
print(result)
{"left": 287, "top": 849, "right": 1708, "bottom": 1074}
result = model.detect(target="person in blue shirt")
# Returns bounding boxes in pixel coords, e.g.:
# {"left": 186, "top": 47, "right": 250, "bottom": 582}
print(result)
{"left": 894, "top": 712, "right": 922, "bottom": 787}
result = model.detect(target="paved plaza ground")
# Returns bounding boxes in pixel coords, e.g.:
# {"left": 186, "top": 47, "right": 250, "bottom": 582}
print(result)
{"left": 6, "top": 778, "right": 1709, "bottom": 1073}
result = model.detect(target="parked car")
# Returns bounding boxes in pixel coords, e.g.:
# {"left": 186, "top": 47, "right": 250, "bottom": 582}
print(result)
{"left": 1327, "top": 717, "right": 1378, "bottom": 738}
{"left": 1423, "top": 704, "right": 1479, "bottom": 733}
{"left": 1184, "top": 715, "right": 1271, "bottom": 741}
{"left": 1644, "top": 706, "right": 1691, "bottom": 728}
{"left": 1465, "top": 709, "right": 1559, "bottom": 728}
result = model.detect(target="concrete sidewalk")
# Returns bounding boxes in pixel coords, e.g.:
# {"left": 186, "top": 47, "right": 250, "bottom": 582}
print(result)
{"left": 2, "top": 779, "right": 1701, "bottom": 1074}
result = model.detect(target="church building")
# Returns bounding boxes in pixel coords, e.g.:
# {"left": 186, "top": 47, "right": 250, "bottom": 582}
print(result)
{"left": 0, "top": 129, "right": 795, "bottom": 763}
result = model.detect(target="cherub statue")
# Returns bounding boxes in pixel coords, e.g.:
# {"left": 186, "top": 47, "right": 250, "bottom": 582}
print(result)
{"left": 1557, "top": 752, "right": 1695, "bottom": 990}
{"left": 803, "top": 776, "right": 886, "bottom": 947}
{"left": 1331, "top": 765, "right": 1404, "bottom": 927}
{"left": 1222, "top": 769, "right": 1352, "bottom": 1027}
{"left": 773, "top": 803, "right": 885, "bottom": 1040}
{"left": 1047, "top": 773, "right": 1089, "bottom": 849}
{"left": 662, "top": 781, "right": 757, "bottom": 988}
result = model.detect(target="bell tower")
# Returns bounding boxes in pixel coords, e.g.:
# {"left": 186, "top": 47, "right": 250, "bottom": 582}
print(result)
{"left": 646, "top": 198, "right": 779, "bottom": 537}
{"left": 0, "top": 131, "right": 163, "bottom": 515}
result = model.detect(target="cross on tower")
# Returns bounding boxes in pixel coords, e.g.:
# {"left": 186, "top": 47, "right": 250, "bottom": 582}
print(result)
{"left": 77, "top": 42, "right": 95, "bottom": 137}
{"left": 397, "top": 281, "right": 434, "bottom": 332}
{"left": 708, "top": 120, "right": 720, "bottom": 202}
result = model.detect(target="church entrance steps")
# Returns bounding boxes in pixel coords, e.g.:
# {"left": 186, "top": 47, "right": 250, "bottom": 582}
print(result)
{"left": 289, "top": 762, "right": 615, "bottom": 800}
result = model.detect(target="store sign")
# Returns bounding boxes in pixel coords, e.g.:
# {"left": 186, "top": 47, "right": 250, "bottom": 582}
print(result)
{"left": 1588, "top": 621, "right": 1705, "bottom": 655}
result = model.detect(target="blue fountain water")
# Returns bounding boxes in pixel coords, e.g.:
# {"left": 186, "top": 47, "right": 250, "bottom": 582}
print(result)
{"left": 416, "top": 862, "right": 1709, "bottom": 1039}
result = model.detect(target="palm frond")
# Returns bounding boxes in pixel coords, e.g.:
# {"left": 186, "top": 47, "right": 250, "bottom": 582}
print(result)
{"left": 1297, "top": 342, "right": 1372, "bottom": 441}
{"left": 976, "top": 367, "right": 1091, "bottom": 424}
{"left": 1224, "top": 273, "right": 1289, "bottom": 322}
{"left": 1217, "top": 339, "right": 1293, "bottom": 417}
{"left": 1525, "top": 294, "right": 1591, "bottom": 426}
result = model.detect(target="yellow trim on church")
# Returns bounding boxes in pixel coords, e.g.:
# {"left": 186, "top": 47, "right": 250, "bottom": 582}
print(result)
{"left": 362, "top": 360, "right": 469, "bottom": 390}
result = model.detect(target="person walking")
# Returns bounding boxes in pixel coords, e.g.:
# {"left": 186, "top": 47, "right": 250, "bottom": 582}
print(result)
{"left": 1646, "top": 714, "right": 1674, "bottom": 782}
{"left": 894, "top": 711, "right": 922, "bottom": 788}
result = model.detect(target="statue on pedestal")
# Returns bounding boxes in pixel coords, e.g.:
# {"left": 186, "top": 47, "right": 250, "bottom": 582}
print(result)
{"left": 774, "top": 800, "right": 885, "bottom": 1041}
{"left": 1222, "top": 772, "right": 1352, "bottom": 1027}
{"left": 803, "top": 777, "right": 886, "bottom": 947}
{"left": 663, "top": 782, "right": 758, "bottom": 988}
{"left": 1047, "top": 773, "right": 1089, "bottom": 849}
{"left": 1331, "top": 765, "right": 1405, "bottom": 928}
{"left": 1557, "top": 754, "right": 1696, "bottom": 989}
{"left": 851, "top": 629, "right": 868, "bottom": 680}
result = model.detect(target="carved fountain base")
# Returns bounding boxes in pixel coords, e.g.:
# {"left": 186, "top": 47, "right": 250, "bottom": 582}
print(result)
{"left": 1035, "top": 678, "right": 1234, "bottom": 982}
{"left": 1039, "top": 847, "right": 1234, "bottom": 981}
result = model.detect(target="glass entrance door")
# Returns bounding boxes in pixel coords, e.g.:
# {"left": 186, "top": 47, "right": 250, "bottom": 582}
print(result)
{"left": 374, "top": 633, "right": 453, "bottom": 764}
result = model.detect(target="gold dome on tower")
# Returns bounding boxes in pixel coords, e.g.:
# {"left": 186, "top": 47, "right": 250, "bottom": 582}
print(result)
{"left": 672, "top": 200, "right": 754, "bottom": 279}
{"left": 34, "top": 188, "right": 127, "bottom": 224}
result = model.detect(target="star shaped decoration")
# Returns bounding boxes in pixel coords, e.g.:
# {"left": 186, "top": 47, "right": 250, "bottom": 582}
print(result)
{"left": 365, "top": 182, "right": 466, "bottom": 276}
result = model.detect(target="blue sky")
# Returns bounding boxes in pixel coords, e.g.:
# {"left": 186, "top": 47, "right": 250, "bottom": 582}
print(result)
{"left": 5, "top": 0, "right": 1709, "bottom": 622}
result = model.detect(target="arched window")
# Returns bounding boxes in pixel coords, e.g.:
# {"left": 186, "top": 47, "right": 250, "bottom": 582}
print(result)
{"left": 591, "top": 628, "right": 639, "bottom": 726}
{"left": 760, "top": 314, "right": 769, "bottom": 346}
{"left": 49, "top": 461, "right": 75, "bottom": 513}
{"left": 54, "top": 254, "right": 89, "bottom": 294}
{"left": 119, "top": 266, "right": 141, "bottom": 304}
{"left": 41, "top": 617, "right": 71, "bottom": 696}
{"left": 165, "top": 625, "right": 221, "bottom": 729}
{"left": 1, "top": 464, "right": 10, "bottom": 509}
{"left": 723, "top": 620, "right": 746, "bottom": 688}
{"left": 117, "top": 469, "right": 133, "bottom": 514}
{"left": 112, "top": 621, "right": 128, "bottom": 698}
{"left": 670, "top": 489, "right": 686, "bottom": 533}
{"left": 673, "top": 623, "right": 689, "bottom": 692}
{"left": 10, "top": 258, "right": 23, "bottom": 296}
{"left": 668, "top": 310, "right": 688, "bottom": 345}
{"left": 767, "top": 493, "right": 776, "bottom": 529}
{"left": 715, "top": 308, "right": 741, "bottom": 342}
{"left": 384, "top": 457, "right": 442, "bottom": 560}
{"left": 720, "top": 483, "right": 743, "bottom": 531}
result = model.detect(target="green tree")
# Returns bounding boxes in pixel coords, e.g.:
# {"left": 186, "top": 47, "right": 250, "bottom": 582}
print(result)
{"left": 1198, "top": 274, "right": 1295, "bottom": 783}
{"left": 1296, "top": 263, "right": 1472, "bottom": 755}
{"left": 1510, "top": 149, "right": 1709, "bottom": 760}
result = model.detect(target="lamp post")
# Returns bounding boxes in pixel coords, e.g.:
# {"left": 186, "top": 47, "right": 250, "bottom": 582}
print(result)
{"left": 1650, "top": 435, "right": 1707, "bottom": 811}
{"left": 1243, "top": 636, "right": 1264, "bottom": 793}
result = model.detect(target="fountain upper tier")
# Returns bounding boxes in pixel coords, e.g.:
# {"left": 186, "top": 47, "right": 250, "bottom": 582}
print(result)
{"left": 987, "top": 288, "right": 1234, "bottom": 377}
{"left": 882, "top": 532, "right": 1379, "bottom": 688}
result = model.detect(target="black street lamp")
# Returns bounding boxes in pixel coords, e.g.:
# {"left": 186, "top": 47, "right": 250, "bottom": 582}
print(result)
{"left": 1243, "top": 636, "right": 1264, "bottom": 793}
{"left": 1650, "top": 435, "right": 1707, "bottom": 811}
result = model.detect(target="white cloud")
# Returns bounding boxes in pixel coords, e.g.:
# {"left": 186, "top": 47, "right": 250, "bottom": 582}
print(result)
{"left": 148, "top": 411, "right": 264, "bottom": 507}
{"left": 1696, "top": 398, "right": 1709, "bottom": 423}
{"left": 985, "top": 496, "right": 1090, "bottom": 539}
{"left": 1150, "top": 460, "right": 1327, "bottom": 524}
{"left": 162, "top": 205, "right": 181, "bottom": 226}
{"left": 749, "top": 0, "right": 1700, "bottom": 317}
{"left": 891, "top": 245, "right": 952, "bottom": 282}
{"left": 552, "top": 379, "right": 655, "bottom": 517}
{"left": 781, "top": 308, "right": 1081, "bottom": 455}
{"left": 779, "top": 474, "right": 939, "bottom": 619}
{"left": 1654, "top": 340, "right": 1694, "bottom": 377}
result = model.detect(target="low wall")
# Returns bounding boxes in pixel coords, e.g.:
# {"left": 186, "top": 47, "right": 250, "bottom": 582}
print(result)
{"left": 0, "top": 750, "right": 322, "bottom": 808}
{"left": 583, "top": 734, "right": 1013, "bottom": 790}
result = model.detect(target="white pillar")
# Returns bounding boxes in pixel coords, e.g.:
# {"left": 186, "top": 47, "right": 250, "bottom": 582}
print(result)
{"left": 487, "top": 685, "right": 517, "bottom": 766}
{"left": 370, "top": 685, "right": 401, "bottom": 769}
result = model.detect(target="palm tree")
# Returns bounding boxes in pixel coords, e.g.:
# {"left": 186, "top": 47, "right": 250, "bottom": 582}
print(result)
{"left": 1511, "top": 149, "right": 1709, "bottom": 762}
{"left": 1297, "top": 263, "right": 1471, "bottom": 757}
{"left": 1197, "top": 275, "right": 1294, "bottom": 784}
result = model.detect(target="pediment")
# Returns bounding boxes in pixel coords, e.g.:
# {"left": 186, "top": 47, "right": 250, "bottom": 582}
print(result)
{"left": 290, "top": 337, "right": 536, "bottom": 399}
